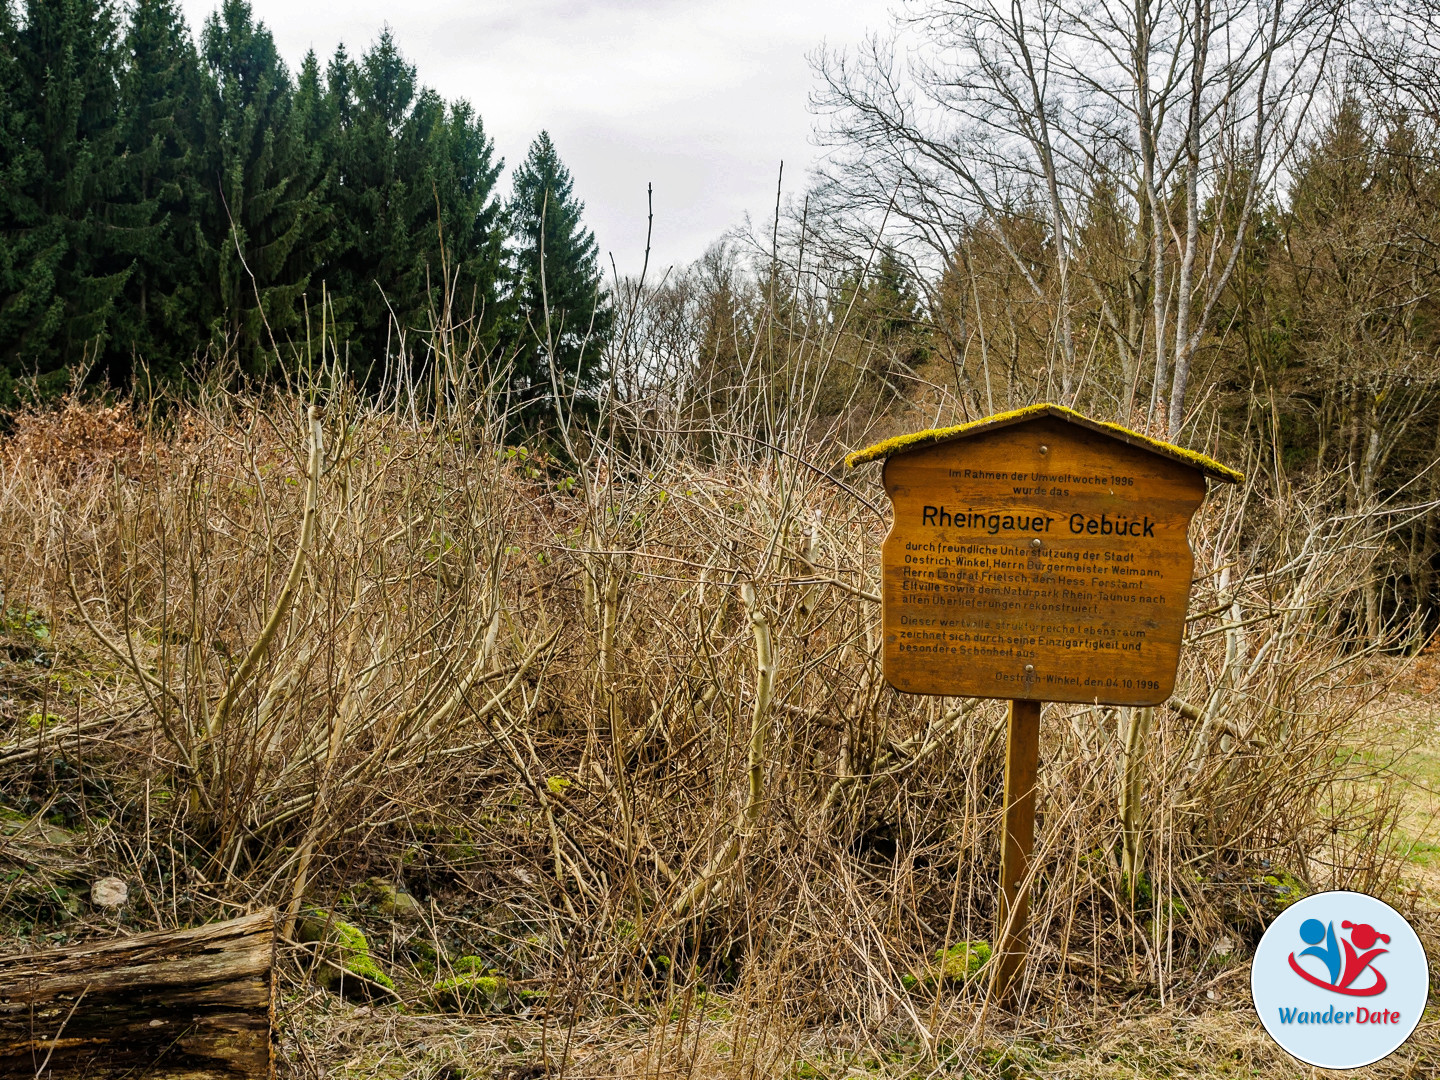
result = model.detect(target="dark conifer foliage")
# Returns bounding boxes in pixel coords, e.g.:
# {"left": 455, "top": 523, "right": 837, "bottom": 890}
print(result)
{"left": 0, "top": 0, "right": 128, "bottom": 405}
{"left": 197, "top": 0, "right": 326, "bottom": 376}
{"left": 0, "top": 4, "right": 589, "bottom": 405}
{"left": 0, "top": 1, "right": 31, "bottom": 406}
{"left": 112, "top": 0, "right": 207, "bottom": 386}
{"left": 320, "top": 30, "right": 504, "bottom": 384}
{"left": 507, "top": 131, "right": 613, "bottom": 424}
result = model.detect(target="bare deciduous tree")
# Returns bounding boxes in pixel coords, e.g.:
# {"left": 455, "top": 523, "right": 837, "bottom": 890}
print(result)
{"left": 811, "top": 0, "right": 1339, "bottom": 435}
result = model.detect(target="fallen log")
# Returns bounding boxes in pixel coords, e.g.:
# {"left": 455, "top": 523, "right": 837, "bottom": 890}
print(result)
{"left": 0, "top": 908, "right": 275, "bottom": 1079}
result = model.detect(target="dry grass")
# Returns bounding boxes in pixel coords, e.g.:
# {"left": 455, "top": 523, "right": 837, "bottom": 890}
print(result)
{"left": 1, "top": 364, "right": 1435, "bottom": 1076}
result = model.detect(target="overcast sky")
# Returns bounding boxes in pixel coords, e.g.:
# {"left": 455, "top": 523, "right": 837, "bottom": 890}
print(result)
{"left": 176, "top": 1, "right": 894, "bottom": 276}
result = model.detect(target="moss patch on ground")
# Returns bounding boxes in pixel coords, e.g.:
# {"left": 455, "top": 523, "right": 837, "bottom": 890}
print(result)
{"left": 298, "top": 910, "right": 397, "bottom": 999}
{"left": 432, "top": 956, "right": 507, "bottom": 1011}
{"left": 902, "top": 940, "right": 993, "bottom": 990}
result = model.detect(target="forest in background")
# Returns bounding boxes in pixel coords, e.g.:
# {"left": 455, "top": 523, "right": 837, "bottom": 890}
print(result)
{"left": 0, "top": 0, "right": 610, "bottom": 414}
{"left": 4, "top": 0, "right": 1440, "bottom": 641}
{"left": 612, "top": 0, "right": 1440, "bottom": 643}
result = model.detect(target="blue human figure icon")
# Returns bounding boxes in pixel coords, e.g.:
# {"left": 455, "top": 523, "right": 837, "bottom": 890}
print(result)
{"left": 1298, "top": 918, "right": 1341, "bottom": 985}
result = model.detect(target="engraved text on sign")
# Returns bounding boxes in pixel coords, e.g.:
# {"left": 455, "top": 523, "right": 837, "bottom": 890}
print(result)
{"left": 879, "top": 417, "right": 1206, "bottom": 706}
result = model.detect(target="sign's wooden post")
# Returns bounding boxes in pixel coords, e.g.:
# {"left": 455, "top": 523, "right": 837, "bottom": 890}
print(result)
{"left": 995, "top": 697, "right": 1040, "bottom": 1002}
{"left": 847, "top": 404, "right": 1241, "bottom": 1011}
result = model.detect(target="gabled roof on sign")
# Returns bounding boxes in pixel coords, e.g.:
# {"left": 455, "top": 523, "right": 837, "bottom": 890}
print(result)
{"left": 845, "top": 402, "right": 1243, "bottom": 483}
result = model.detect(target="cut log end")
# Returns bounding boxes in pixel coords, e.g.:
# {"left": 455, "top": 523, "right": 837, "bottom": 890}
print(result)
{"left": 0, "top": 909, "right": 276, "bottom": 1079}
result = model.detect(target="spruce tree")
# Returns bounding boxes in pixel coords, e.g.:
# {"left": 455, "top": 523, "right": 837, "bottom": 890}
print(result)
{"left": 290, "top": 46, "right": 339, "bottom": 365}
{"left": 325, "top": 32, "right": 427, "bottom": 366}
{"left": 293, "top": 50, "right": 336, "bottom": 177}
{"left": 320, "top": 31, "right": 503, "bottom": 382}
{"left": 0, "top": 0, "right": 128, "bottom": 405}
{"left": 0, "top": 0, "right": 33, "bottom": 406}
{"left": 197, "top": 0, "right": 325, "bottom": 376}
{"left": 112, "top": 0, "right": 207, "bottom": 387}
{"left": 853, "top": 249, "right": 929, "bottom": 379}
{"left": 505, "top": 132, "right": 612, "bottom": 425}
{"left": 428, "top": 97, "right": 506, "bottom": 351}
{"left": 0, "top": 4, "right": 512, "bottom": 400}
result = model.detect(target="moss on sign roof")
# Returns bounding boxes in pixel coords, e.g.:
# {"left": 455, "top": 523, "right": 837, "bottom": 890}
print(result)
{"left": 845, "top": 402, "right": 1243, "bottom": 483}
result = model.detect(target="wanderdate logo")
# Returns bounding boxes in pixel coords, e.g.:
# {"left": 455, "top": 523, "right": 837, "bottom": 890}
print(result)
{"left": 1252, "top": 891, "right": 1428, "bottom": 1069}
{"left": 1288, "top": 917, "right": 1389, "bottom": 996}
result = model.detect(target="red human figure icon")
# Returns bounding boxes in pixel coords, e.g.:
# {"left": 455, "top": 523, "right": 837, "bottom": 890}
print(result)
{"left": 1339, "top": 921, "right": 1390, "bottom": 990}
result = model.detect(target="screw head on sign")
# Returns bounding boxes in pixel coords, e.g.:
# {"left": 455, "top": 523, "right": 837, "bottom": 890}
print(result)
{"left": 1024, "top": 664, "right": 1035, "bottom": 674}
{"left": 1039, "top": 445, "right": 1049, "bottom": 454}
{"left": 1032, "top": 538, "right": 1042, "bottom": 548}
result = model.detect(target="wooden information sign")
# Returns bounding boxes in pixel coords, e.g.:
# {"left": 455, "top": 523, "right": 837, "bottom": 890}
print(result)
{"left": 848, "top": 404, "right": 1240, "bottom": 1005}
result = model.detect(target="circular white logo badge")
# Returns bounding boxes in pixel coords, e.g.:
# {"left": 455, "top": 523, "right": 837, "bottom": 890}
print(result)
{"left": 1252, "top": 890, "right": 1429, "bottom": 1069}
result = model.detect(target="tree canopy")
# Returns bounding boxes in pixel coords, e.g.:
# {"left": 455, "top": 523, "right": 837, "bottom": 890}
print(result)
{"left": 506, "top": 131, "right": 612, "bottom": 426}
{"left": 0, "top": 1, "right": 607, "bottom": 407}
